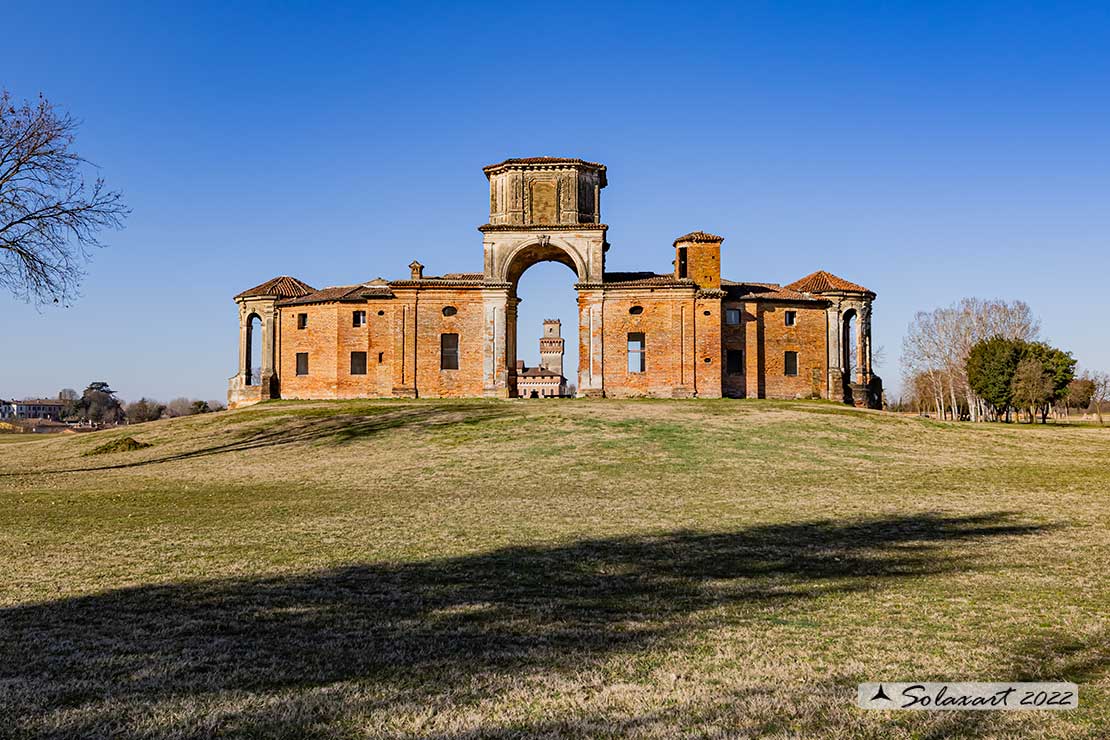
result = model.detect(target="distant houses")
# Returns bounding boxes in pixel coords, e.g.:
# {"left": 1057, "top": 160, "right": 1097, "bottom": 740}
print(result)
{"left": 0, "top": 398, "right": 68, "bottom": 421}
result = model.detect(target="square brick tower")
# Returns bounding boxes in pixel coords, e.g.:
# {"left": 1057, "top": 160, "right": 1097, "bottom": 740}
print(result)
{"left": 539, "top": 319, "right": 564, "bottom": 376}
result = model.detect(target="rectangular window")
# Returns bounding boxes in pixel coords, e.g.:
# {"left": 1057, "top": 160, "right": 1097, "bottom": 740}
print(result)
{"left": 725, "top": 308, "right": 741, "bottom": 326}
{"left": 353, "top": 310, "right": 366, "bottom": 327}
{"left": 784, "top": 351, "right": 798, "bottom": 376}
{"left": 627, "top": 332, "right": 645, "bottom": 373}
{"left": 440, "top": 333, "right": 459, "bottom": 370}
{"left": 378, "top": 352, "right": 384, "bottom": 364}
{"left": 350, "top": 351, "right": 367, "bottom": 375}
{"left": 784, "top": 310, "right": 797, "bottom": 327}
{"left": 296, "top": 352, "right": 309, "bottom": 375}
{"left": 297, "top": 313, "right": 308, "bottom": 329}
{"left": 727, "top": 349, "right": 744, "bottom": 375}
{"left": 677, "top": 248, "right": 688, "bottom": 278}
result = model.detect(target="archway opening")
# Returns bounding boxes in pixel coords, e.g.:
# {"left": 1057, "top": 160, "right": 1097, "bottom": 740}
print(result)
{"left": 843, "top": 309, "right": 858, "bottom": 385}
{"left": 511, "top": 260, "right": 580, "bottom": 398}
{"left": 246, "top": 313, "right": 262, "bottom": 386}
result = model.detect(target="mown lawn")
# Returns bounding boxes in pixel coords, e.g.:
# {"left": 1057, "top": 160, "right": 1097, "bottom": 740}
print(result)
{"left": 0, "top": 399, "right": 1107, "bottom": 738}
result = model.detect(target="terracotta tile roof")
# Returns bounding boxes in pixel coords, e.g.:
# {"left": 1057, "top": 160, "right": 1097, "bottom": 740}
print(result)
{"left": 277, "top": 283, "right": 394, "bottom": 306}
{"left": 235, "top": 275, "right": 315, "bottom": 300}
{"left": 603, "top": 271, "right": 693, "bottom": 287}
{"left": 721, "top": 279, "right": 826, "bottom": 303}
{"left": 785, "top": 270, "right": 872, "bottom": 295}
{"left": 518, "top": 366, "right": 565, "bottom": 378}
{"left": 438, "top": 272, "right": 484, "bottom": 280}
{"left": 673, "top": 230, "right": 724, "bottom": 246}
{"left": 483, "top": 156, "right": 605, "bottom": 171}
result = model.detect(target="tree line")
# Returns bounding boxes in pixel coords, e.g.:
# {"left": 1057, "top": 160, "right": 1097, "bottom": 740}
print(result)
{"left": 55, "top": 383, "right": 225, "bottom": 425}
{"left": 902, "top": 299, "right": 1108, "bottom": 423}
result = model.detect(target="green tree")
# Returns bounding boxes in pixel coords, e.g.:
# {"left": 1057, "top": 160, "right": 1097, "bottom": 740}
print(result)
{"left": 190, "top": 400, "right": 211, "bottom": 414}
{"left": 1022, "top": 342, "right": 1076, "bottom": 421}
{"left": 68, "top": 382, "right": 124, "bottom": 425}
{"left": 966, "top": 336, "right": 1023, "bottom": 421}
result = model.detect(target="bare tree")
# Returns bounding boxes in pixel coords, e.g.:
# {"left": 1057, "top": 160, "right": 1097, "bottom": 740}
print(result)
{"left": 1092, "top": 372, "right": 1110, "bottom": 426}
{"left": 0, "top": 90, "right": 129, "bottom": 303}
{"left": 902, "top": 298, "right": 1039, "bottom": 422}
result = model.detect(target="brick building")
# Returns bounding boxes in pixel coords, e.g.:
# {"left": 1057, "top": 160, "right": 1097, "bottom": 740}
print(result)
{"left": 229, "top": 157, "right": 879, "bottom": 407}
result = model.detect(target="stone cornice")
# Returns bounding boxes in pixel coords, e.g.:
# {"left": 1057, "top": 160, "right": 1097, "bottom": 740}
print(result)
{"left": 478, "top": 223, "right": 608, "bottom": 233}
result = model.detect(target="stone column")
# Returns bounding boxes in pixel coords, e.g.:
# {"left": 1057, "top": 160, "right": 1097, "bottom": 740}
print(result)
{"left": 826, "top": 301, "right": 845, "bottom": 401}
{"left": 577, "top": 288, "right": 605, "bottom": 397}
{"left": 482, "top": 288, "right": 510, "bottom": 397}
{"left": 259, "top": 308, "right": 277, "bottom": 398}
{"left": 859, "top": 302, "right": 872, "bottom": 384}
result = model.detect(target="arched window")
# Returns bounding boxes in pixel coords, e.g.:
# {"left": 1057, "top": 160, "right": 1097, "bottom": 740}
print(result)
{"left": 246, "top": 313, "right": 263, "bottom": 385}
{"left": 843, "top": 309, "right": 858, "bottom": 381}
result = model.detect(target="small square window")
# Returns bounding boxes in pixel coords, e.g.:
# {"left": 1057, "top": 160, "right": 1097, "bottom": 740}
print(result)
{"left": 725, "top": 308, "right": 741, "bottom": 326}
{"left": 297, "top": 313, "right": 308, "bottom": 330}
{"left": 296, "top": 352, "right": 309, "bottom": 376}
{"left": 350, "top": 351, "right": 367, "bottom": 375}
{"left": 627, "top": 332, "right": 645, "bottom": 373}
{"left": 784, "top": 351, "right": 798, "bottom": 376}
{"left": 441, "top": 333, "right": 459, "bottom": 370}
{"left": 353, "top": 310, "right": 366, "bottom": 327}
{"left": 726, "top": 349, "right": 744, "bottom": 375}
{"left": 784, "top": 310, "right": 797, "bottom": 327}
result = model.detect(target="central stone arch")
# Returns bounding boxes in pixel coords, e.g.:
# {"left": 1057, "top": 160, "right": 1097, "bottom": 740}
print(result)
{"left": 499, "top": 238, "right": 586, "bottom": 398}
{"left": 478, "top": 231, "right": 606, "bottom": 398}
{"left": 484, "top": 232, "right": 601, "bottom": 285}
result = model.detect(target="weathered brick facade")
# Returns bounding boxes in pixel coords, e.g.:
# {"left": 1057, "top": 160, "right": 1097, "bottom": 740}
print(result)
{"left": 229, "top": 157, "right": 880, "bottom": 408}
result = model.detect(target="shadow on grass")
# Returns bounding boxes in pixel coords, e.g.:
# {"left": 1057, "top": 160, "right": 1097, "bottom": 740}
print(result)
{"left": 6, "top": 402, "right": 515, "bottom": 476}
{"left": 0, "top": 512, "right": 1054, "bottom": 738}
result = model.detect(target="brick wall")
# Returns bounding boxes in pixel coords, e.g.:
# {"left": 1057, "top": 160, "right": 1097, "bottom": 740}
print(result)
{"left": 755, "top": 302, "right": 828, "bottom": 399}
{"left": 600, "top": 289, "right": 701, "bottom": 398}
{"left": 409, "top": 289, "right": 486, "bottom": 398}
{"left": 270, "top": 289, "right": 832, "bottom": 402}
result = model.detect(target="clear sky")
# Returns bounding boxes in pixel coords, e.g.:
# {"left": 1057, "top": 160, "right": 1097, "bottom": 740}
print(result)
{"left": 3, "top": 1, "right": 1108, "bottom": 402}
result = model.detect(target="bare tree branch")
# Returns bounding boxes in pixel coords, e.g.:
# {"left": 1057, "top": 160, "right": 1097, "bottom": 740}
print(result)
{"left": 0, "top": 90, "right": 130, "bottom": 303}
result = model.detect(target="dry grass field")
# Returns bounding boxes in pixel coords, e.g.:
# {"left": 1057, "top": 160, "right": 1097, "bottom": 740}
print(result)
{"left": 1, "top": 399, "right": 1108, "bottom": 738}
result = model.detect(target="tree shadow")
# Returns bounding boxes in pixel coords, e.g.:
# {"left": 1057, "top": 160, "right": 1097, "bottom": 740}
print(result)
{"left": 6, "top": 403, "right": 514, "bottom": 476}
{"left": 0, "top": 512, "right": 1049, "bottom": 738}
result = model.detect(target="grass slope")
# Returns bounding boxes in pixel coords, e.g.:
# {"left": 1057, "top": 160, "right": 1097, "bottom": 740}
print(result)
{"left": 0, "top": 399, "right": 1107, "bottom": 738}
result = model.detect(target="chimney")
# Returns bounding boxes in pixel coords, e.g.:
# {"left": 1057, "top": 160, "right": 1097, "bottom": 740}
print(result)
{"left": 409, "top": 260, "right": 424, "bottom": 280}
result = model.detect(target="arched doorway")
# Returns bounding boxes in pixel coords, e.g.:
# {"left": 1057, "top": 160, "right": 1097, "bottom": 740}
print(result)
{"left": 245, "top": 313, "right": 262, "bottom": 386}
{"left": 501, "top": 239, "right": 585, "bottom": 398}
{"left": 842, "top": 309, "right": 858, "bottom": 386}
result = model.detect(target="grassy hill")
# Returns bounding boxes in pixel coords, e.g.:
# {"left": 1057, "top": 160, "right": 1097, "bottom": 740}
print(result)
{"left": 1, "top": 399, "right": 1107, "bottom": 738}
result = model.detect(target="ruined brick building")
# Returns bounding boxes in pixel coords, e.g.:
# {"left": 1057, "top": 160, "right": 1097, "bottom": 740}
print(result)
{"left": 229, "top": 157, "right": 880, "bottom": 407}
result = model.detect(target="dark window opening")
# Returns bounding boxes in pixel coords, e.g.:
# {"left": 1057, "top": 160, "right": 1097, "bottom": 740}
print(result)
{"left": 297, "top": 313, "right": 308, "bottom": 330}
{"left": 353, "top": 310, "right": 366, "bottom": 327}
{"left": 627, "top": 332, "right": 645, "bottom": 373}
{"left": 677, "top": 247, "right": 688, "bottom": 278}
{"left": 784, "top": 310, "right": 797, "bottom": 327}
{"left": 378, "top": 352, "right": 384, "bottom": 364}
{"left": 784, "top": 351, "right": 798, "bottom": 376}
{"left": 441, "top": 333, "right": 459, "bottom": 370}
{"left": 629, "top": 305, "right": 644, "bottom": 315}
{"left": 727, "top": 350, "right": 744, "bottom": 375}
{"left": 377, "top": 310, "right": 385, "bottom": 316}
{"left": 350, "top": 351, "right": 367, "bottom": 375}
{"left": 296, "top": 352, "right": 309, "bottom": 376}
{"left": 442, "top": 306, "right": 457, "bottom": 317}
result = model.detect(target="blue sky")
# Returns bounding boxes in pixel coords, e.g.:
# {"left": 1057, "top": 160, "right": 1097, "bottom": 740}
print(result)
{"left": 2, "top": 1, "right": 1108, "bottom": 402}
